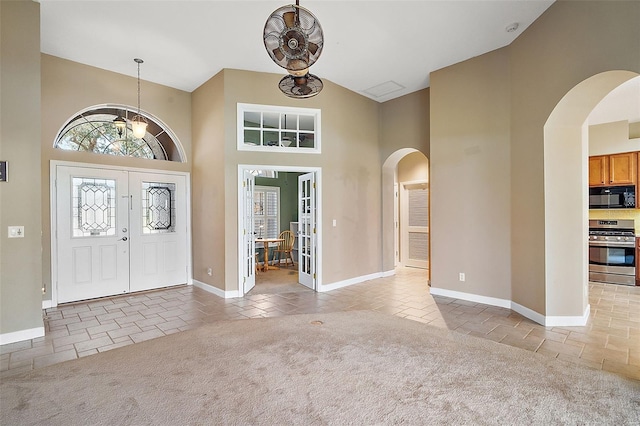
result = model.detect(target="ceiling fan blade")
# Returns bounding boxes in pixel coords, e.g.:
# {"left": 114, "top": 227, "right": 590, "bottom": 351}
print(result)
{"left": 272, "top": 47, "right": 285, "bottom": 62}
{"left": 308, "top": 42, "right": 319, "bottom": 55}
{"left": 283, "top": 11, "right": 296, "bottom": 28}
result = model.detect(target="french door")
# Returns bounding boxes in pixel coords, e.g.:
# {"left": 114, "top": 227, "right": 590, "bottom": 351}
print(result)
{"left": 55, "top": 165, "right": 188, "bottom": 304}
{"left": 241, "top": 170, "right": 256, "bottom": 293}
{"left": 298, "top": 172, "right": 316, "bottom": 289}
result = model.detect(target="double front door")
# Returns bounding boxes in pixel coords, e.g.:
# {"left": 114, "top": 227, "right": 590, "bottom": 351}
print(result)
{"left": 55, "top": 165, "right": 188, "bottom": 304}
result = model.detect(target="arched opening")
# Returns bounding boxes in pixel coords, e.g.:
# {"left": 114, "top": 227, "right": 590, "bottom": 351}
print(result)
{"left": 382, "top": 148, "right": 430, "bottom": 279}
{"left": 54, "top": 104, "right": 186, "bottom": 162}
{"left": 543, "top": 70, "right": 639, "bottom": 323}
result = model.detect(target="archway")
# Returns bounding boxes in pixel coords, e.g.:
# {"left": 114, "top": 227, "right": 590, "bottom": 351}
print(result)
{"left": 382, "top": 148, "right": 430, "bottom": 278}
{"left": 543, "top": 70, "right": 639, "bottom": 324}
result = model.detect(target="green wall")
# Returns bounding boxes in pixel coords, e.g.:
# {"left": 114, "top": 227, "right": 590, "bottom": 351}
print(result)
{"left": 256, "top": 171, "right": 302, "bottom": 233}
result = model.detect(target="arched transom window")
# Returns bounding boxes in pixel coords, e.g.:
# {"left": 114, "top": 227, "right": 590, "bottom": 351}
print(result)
{"left": 55, "top": 106, "right": 184, "bottom": 162}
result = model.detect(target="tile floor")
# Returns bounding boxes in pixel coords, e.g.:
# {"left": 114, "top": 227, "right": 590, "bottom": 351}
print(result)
{"left": 1, "top": 267, "right": 639, "bottom": 381}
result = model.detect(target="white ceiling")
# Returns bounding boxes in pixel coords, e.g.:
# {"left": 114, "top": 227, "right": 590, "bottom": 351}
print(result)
{"left": 38, "top": 0, "right": 554, "bottom": 103}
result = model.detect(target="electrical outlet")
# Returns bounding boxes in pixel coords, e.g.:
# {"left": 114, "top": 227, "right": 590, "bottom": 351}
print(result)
{"left": 8, "top": 226, "right": 24, "bottom": 238}
{"left": 459, "top": 273, "right": 465, "bottom": 282}
{"left": 207, "top": 268, "right": 212, "bottom": 276}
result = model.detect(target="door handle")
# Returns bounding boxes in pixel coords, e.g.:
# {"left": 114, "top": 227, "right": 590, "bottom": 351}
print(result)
{"left": 118, "top": 237, "right": 128, "bottom": 241}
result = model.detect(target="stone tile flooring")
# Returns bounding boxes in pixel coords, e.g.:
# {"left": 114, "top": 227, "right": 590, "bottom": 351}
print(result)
{"left": 2, "top": 267, "right": 639, "bottom": 381}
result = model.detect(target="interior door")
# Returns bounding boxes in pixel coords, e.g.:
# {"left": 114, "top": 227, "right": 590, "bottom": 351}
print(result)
{"left": 242, "top": 170, "right": 256, "bottom": 294}
{"left": 56, "top": 166, "right": 130, "bottom": 303}
{"left": 128, "top": 172, "right": 188, "bottom": 293}
{"left": 402, "top": 183, "right": 429, "bottom": 269}
{"left": 298, "top": 172, "right": 316, "bottom": 289}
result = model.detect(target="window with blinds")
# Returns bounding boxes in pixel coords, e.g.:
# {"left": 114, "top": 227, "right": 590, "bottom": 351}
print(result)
{"left": 254, "top": 186, "right": 280, "bottom": 239}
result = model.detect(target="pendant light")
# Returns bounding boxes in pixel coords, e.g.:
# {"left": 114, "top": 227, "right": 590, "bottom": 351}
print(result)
{"left": 112, "top": 116, "right": 126, "bottom": 137}
{"left": 131, "top": 58, "right": 148, "bottom": 139}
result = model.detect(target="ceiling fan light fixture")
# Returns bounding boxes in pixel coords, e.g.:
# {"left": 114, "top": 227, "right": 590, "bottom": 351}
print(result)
{"left": 278, "top": 73, "right": 323, "bottom": 98}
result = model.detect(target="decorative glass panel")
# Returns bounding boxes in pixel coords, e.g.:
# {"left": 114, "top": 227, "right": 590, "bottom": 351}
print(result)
{"left": 72, "top": 177, "right": 116, "bottom": 237}
{"left": 55, "top": 108, "right": 171, "bottom": 160}
{"left": 142, "top": 182, "right": 176, "bottom": 234}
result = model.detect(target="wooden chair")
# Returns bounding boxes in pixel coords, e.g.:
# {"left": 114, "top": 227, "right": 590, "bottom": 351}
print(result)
{"left": 274, "top": 230, "right": 296, "bottom": 268}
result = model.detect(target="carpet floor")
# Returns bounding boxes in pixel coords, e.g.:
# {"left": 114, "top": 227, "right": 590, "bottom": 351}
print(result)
{"left": 1, "top": 311, "right": 639, "bottom": 425}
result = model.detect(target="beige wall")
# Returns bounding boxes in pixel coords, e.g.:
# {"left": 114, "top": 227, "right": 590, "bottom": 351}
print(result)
{"left": 191, "top": 71, "right": 226, "bottom": 291}
{"left": 398, "top": 152, "right": 429, "bottom": 184}
{"left": 191, "top": 69, "right": 381, "bottom": 292}
{"left": 511, "top": 1, "right": 639, "bottom": 317}
{"left": 380, "top": 89, "right": 430, "bottom": 161}
{"left": 0, "top": 1, "right": 43, "bottom": 336}
{"left": 430, "top": 47, "right": 512, "bottom": 301}
{"left": 40, "top": 55, "right": 192, "bottom": 298}
{"left": 379, "top": 89, "right": 431, "bottom": 273}
{"left": 589, "top": 121, "right": 638, "bottom": 155}
{"left": 430, "top": 0, "right": 640, "bottom": 319}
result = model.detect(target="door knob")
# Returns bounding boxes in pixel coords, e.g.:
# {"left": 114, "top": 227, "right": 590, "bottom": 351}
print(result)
{"left": 118, "top": 237, "right": 128, "bottom": 241}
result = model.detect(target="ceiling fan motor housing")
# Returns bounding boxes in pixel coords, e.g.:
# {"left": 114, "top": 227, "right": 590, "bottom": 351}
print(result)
{"left": 264, "top": 4, "right": 324, "bottom": 72}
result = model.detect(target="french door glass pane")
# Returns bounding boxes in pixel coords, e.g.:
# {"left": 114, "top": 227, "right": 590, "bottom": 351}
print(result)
{"left": 72, "top": 177, "right": 116, "bottom": 237}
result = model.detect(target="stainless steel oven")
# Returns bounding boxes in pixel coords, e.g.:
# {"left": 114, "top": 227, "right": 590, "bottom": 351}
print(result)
{"left": 588, "top": 219, "right": 636, "bottom": 286}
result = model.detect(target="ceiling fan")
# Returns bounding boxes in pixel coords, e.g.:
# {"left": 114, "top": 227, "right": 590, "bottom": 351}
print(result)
{"left": 263, "top": 1, "right": 324, "bottom": 98}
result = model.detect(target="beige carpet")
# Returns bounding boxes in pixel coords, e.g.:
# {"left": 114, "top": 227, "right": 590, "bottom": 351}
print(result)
{"left": 1, "top": 311, "right": 639, "bottom": 425}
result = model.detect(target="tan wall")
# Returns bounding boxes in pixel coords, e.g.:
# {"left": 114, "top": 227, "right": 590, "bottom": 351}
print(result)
{"left": 510, "top": 0, "right": 640, "bottom": 316}
{"left": 430, "top": 47, "right": 512, "bottom": 301}
{"left": 589, "top": 121, "right": 638, "bottom": 155}
{"left": 191, "top": 69, "right": 381, "bottom": 292}
{"left": 40, "top": 55, "right": 192, "bottom": 298}
{"left": 379, "top": 89, "right": 431, "bottom": 273}
{"left": 398, "top": 152, "right": 429, "bottom": 184}
{"left": 0, "top": 1, "right": 43, "bottom": 335}
{"left": 430, "top": 0, "right": 640, "bottom": 318}
{"left": 380, "top": 89, "right": 430, "bottom": 160}
{"left": 191, "top": 71, "right": 226, "bottom": 291}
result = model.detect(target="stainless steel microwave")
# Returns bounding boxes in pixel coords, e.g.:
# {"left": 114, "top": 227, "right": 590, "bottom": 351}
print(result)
{"left": 589, "top": 185, "right": 636, "bottom": 209}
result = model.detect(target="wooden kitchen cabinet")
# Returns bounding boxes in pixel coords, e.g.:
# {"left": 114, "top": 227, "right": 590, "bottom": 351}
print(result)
{"left": 589, "top": 152, "right": 637, "bottom": 187}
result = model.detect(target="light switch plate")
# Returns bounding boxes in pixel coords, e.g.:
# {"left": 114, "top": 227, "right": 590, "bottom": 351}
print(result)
{"left": 8, "top": 226, "right": 24, "bottom": 238}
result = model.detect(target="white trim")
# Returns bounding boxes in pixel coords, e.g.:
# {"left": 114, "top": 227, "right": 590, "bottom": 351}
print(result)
{"left": 193, "top": 279, "right": 241, "bottom": 299}
{"left": 237, "top": 103, "right": 321, "bottom": 154}
{"left": 50, "top": 160, "right": 192, "bottom": 306}
{"left": 429, "top": 286, "right": 591, "bottom": 327}
{"left": 238, "top": 165, "right": 322, "bottom": 295}
{"left": 381, "top": 269, "right": 396, "bottom": 278}
{"left": 544, "top": 304, "right": 590, "bottom": 327}
{"left": 42, "top": 300, "right": 54, "bottom": 309}
{"left": 319, "top": 271, "right": 389, "bottom": 292}
{"left": 511, "top": 302, "right": 546, "bottom": 326}
{"left": 429, "top": 287, "right": 511, "bottom": 309}
{"left": 0, "top": 327, "right": 45, "bottom": 345}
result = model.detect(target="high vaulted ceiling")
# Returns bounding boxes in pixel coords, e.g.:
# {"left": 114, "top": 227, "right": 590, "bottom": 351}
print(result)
{"left": 38, "top": 0, "right": 555, "bottom": 103}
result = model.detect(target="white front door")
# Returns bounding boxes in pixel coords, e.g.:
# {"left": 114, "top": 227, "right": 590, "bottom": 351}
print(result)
{"left": 128, "top": 172, "right": 188, "bottom": 293}
{"left": 56, "top": 165, "right": 189, "bottom": 303}
{"left": 56, "top": 167, "right": 130, "bottom": 303}
{"left": 401, "top": 183, "right": 429, "bottom": 269}
{"left": 241, "top": 170, "right": 256, "bottom": 294}
{"left": 298, "top": 172, "right": 316, "bottom": 289}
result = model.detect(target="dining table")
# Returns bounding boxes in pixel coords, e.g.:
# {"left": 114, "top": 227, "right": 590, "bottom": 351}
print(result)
{"left": 255, "top": 238, "right": 284, "bottom": 271}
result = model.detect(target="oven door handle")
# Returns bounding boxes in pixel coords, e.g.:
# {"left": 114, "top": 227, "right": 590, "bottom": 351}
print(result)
{"left": 588, "top": 240, "right": 635, "bottom": 248}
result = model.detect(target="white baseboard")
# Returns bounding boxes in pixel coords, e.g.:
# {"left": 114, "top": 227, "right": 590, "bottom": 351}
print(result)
{"left": 192, "top": 280, "right": 240, "bottom": 299}
{"left": 318, "top": 271, "right": 389, "bottom": 292}
{"left": 544, "top": 304, "right": 590, "bottom": 327}
{"left": 511, "top": 301, "right": 545, "bottom": 326}
{"left": 0, "top": 326, "right": 45, "bottom": 345}
{"left": 429, "top": 287, "right": 511, "bottom": 309}
{"left": 430, "top": 286, "right": 591, "bottom": 327}
{"left": 381, "top": 269, "right": 396, "bottom": 278}
{"left": 42, "top": 300, "right": 54, "bottom": 310}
